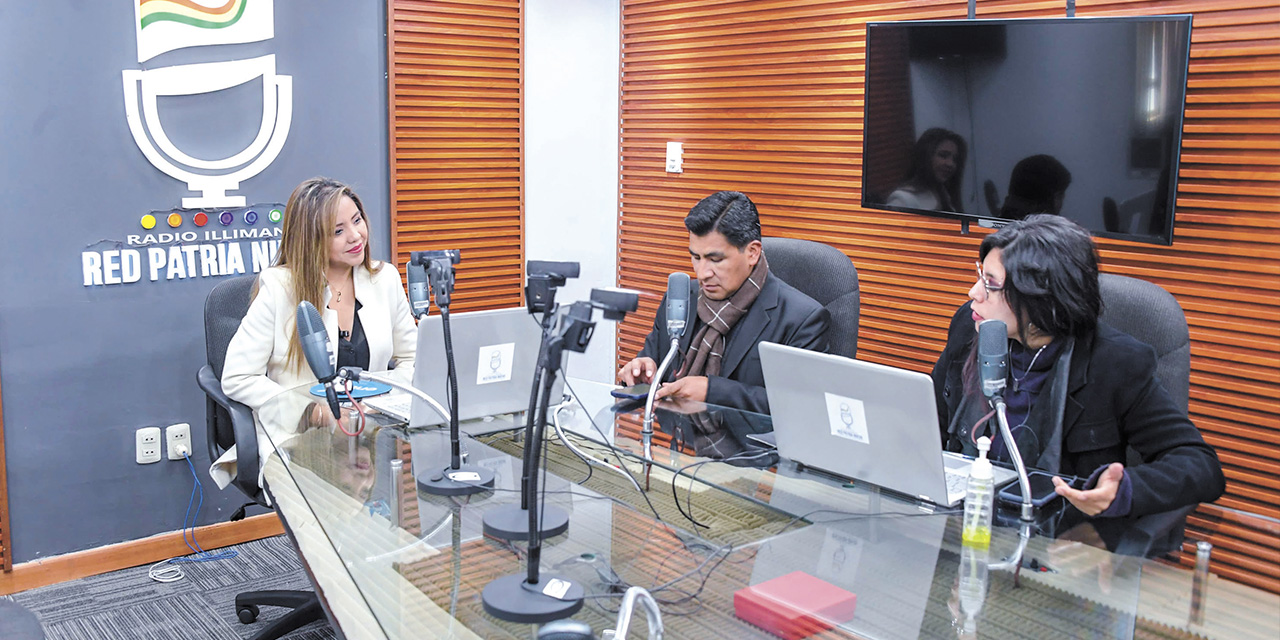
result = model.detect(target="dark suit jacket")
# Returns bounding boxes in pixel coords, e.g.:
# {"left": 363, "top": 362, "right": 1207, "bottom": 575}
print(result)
{"left": 638, "top": 274, "right": 829, "bottom": 414}
{"left": 932, "top": 302, "right": 1225, "bottom": 518}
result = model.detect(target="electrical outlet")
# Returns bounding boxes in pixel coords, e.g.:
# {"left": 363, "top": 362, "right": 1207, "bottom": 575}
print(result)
{"left": 136, "top": 427, "right": 161, "bottom": 464}
{"left": 166, "top": 422, "right": 192, "bottom": 460}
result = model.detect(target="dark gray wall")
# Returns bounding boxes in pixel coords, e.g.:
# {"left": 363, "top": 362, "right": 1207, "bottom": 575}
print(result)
{"left": 0, "top": 2, "right": 389, "bottom": 562}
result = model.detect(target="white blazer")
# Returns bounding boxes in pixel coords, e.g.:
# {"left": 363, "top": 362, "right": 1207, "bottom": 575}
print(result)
{"left": 212, "top": 262, "right": 417, "bottom": 489}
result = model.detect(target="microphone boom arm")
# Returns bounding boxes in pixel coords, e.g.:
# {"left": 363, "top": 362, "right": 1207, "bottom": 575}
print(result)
{"left": 338, "top": 369, "right": 452, "bottom": 430}
{"left": 994, "top": 397, "right": 1035, "bottom": 522}
{"left": 640, "top": 341, "right": 680, "bottom": 489}
{"left": 607, "top": 586, "right": 664, "bottom": 640}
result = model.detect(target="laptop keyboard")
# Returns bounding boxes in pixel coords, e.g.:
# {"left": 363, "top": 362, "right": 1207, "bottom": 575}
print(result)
{"left": 365, "top": 393, "right": 412, "bottom": 422}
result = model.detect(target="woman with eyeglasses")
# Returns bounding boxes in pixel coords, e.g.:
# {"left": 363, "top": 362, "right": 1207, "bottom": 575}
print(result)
{"left": 931, "top": 215, "right": 1223, "bottom": 525}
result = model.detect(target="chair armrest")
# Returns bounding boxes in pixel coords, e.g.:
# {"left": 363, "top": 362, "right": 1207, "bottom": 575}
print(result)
{"left": 197, "top": 365, "right": 261, "bottom": 501}
{"left": 1114, "top": 504, "right": 1197, "bottom": 558}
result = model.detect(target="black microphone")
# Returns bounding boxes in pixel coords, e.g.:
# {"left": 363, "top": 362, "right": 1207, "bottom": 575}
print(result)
{"left": 978, "top": 318, "right": 1008, "bottom": 401}
{"left": 297, "top": 301, "right": 341, "bottom": 419}
{"left": 406, "top": 261, "right": 429, "bottom": 318}
{"left": 665, "top": 272, "right": 690, "bottom": 339}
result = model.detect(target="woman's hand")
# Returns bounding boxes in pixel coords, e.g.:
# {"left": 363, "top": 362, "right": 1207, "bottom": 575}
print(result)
{"left": 1052, "top": 462, "right": 1123, "bottom": 516}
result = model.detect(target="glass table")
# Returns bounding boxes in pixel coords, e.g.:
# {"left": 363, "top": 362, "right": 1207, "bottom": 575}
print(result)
{"left": 252, "top": 378, "right": 1274, "bottom": 640}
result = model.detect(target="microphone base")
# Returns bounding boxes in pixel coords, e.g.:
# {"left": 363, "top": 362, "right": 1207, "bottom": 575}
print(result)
{"left": 481, "top": 573, "right": 584, "bottom": 624}
{"left": 416, "top": 464, "right": 495, "bottom": 497}
{"left": 482, "top": 504, "right": 570, "bottom": 542}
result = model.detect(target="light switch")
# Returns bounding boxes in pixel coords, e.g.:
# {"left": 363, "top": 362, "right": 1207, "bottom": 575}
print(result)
{"left": 665, "top": 141, "right": 683, "bottom": 173}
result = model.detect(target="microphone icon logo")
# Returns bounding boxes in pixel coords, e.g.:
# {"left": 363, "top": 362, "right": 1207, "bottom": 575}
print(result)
{"left": 489, "top": 350, "right": 503, "bottom": 373}
{"left": 840, "top": 402, "right": 854, "bottom": 427}
{"left": 122, "top": 1, "right": 291, "bottom": 208}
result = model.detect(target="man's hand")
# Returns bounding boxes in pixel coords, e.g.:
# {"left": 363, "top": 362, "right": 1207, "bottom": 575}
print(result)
{"left": 1053, "top": 462, "right": 1123, "bottom": 516}
{"left": 618, "top": 356, "right": 657, "bottom": 385}
{"left": 655, "top": 376, "right": 709, "bottom": 403}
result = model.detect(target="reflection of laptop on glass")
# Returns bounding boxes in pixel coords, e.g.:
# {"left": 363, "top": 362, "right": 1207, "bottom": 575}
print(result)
{"left": 747, "top": 501, "right": 947, "bottom": 639}
{"left": 408, "top": 307, "right": 563, "bottom": 428}
{"left": 759, "top": 342, "right": 1015, "bottom": 508}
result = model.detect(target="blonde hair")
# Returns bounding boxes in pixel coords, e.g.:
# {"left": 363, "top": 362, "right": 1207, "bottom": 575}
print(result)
{"left": 271, "top": 177, "right": 380, "bottom": 373}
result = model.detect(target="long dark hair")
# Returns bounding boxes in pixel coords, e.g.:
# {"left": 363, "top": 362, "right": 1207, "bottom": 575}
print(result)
{"left": 979, "top": 214, "right": 1101, "bottom": 345}
{"left": 903, "top": 127, "right": 967, "bottom": 211}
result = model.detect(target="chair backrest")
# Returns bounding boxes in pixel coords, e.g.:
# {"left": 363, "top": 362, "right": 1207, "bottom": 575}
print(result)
{"left": 203, "top": 275, "right": 258, "bottom": 451}
{"left": 761, "top": 237, "right": 860, "bottom": 358}
{"left": 1098, "top": 273, "right": 1190, "bottom": 415}
{"left": 1098, "top": 273, "right": 1197, "bottom": 556}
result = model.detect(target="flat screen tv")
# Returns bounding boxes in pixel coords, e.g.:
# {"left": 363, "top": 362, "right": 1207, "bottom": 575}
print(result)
{"left": 861, "top": 16, "right": 1192, "bottom": 245}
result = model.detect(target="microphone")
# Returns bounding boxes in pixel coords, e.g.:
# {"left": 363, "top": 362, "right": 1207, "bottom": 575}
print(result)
{"left": 665, "top": 272, "right": 690, "bottom": 339}
{"left": 297, "top": 301, "right": 340, "bottom": 419}
{"left": 407, "top": 261, "right": 429, "bottom": 318}
{"left": 978, "top": 319, "right": 1008, "bottom": 401}
{"left": 412, "top": 249, "right": 461, "bottom": 309}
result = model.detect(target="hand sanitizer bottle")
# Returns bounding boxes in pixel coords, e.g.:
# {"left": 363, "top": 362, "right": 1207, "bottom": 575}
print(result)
{"left": 961, "top": 436, "right": 994, "bottom": 549}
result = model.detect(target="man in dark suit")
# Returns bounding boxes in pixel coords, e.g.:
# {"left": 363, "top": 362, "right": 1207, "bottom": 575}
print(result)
{"left": 618, "top": 191, "right": 830, "bottom": 414}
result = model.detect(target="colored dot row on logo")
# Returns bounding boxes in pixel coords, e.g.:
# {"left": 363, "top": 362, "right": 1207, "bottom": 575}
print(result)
{"left": 140, "top": 208, "right": 283, "bottom": 230}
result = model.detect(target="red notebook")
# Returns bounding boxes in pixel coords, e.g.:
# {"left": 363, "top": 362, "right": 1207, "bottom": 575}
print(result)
{"left": 734, "top": 571, "right": 858, "bottom": 639}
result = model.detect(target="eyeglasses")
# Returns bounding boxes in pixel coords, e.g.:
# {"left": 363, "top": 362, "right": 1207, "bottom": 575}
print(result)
{"left": 975, "top": 261, "right": 1004, "bottom": 296}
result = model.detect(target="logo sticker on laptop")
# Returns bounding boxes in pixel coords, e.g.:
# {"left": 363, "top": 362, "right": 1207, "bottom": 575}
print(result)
{"left": 824, "top": 392, "right": 869, "bottom": 444}
{"left": 477, "top": 342, "right": 515, "bottom": 385}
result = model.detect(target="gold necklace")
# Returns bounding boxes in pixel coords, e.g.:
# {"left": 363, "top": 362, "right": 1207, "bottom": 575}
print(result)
{"left": 329, "top": 273, "right": 353, "bottom": 303}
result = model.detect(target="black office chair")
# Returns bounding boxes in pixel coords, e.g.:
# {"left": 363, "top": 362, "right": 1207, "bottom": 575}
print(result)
{"left": 1098, "top": 273, "right": 1199, "bottom": 557}
{"left": 196, "top": 275, "right": 326, "bottom": 640}
{"left": 761, "top": 237, "right": 860, "bottom": 358}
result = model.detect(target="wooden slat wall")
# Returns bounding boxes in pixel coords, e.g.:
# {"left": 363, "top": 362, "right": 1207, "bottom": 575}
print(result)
{"left": 388, "top": 0, "right": 524, "bottom": 312}
{"left": 618, "top": 0, "right": 1279, "bottom": 592}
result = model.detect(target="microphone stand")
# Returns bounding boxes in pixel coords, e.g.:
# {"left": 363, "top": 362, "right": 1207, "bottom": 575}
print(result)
{"left": 482, "top": 317, "right": 586, "bottom": 623}
{"left": 986, "top": 393, "right": 1034, "bottom": 579}
{"left": 483, "top": 291, "right": 636, "bottom": 624}
{"left": 483, "top": 274, "right": 571, "bottom": 541}
{"left": 416, "top": 252, "right": 495, "bottom": 496}
{"left": 640, "top": 341, "right": 680, "bottom": 491}
{"left": 611, "top": 586, "right": 665, "bottom": 640}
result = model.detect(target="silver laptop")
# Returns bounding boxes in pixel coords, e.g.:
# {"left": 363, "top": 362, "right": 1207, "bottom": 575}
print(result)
{"left": 408, "top": 307, "right": 563, "bottom": 428}
{"left": 759, "top": 342, "right": 1015, "bottom": 507}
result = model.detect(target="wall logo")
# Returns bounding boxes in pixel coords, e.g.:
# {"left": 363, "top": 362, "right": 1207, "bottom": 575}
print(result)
{"left": 82, "top": 205, "right": 283, "bottom": 287}
{"left": 122, "top": 0, "right": 291, "bottom": 208}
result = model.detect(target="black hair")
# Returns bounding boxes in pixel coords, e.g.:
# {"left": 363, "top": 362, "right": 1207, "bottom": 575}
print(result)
{"left": 1000, "top": 154, "right": 1073, "bottom": 218}
{"left": 904, "top": 127, "right": 967, "bottom": 211}
{"left": 979, "top": 214, "right": 1100, "bottom": 343}
{"left": 683, "top": 191, "right": 762, "bottom": 249}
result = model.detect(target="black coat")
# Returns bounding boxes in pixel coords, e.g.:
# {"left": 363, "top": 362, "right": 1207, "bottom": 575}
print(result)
{"left": 932, "top": 302, "right": 1225, "bottom": 518}
{"left": 638, "top": 274, "right": 829, "bottom": 414}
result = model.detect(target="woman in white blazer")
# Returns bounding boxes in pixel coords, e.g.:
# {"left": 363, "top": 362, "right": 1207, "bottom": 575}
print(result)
{"left": 212, "top": 177, "right": 417, "bottom": 489}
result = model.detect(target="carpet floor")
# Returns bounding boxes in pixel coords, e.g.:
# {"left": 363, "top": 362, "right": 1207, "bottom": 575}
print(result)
{"left": 2, "top": 536, "right": 335, "bottom": 640}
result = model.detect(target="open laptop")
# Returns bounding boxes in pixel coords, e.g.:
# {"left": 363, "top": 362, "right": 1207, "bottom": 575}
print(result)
{"left": 404, "top": 307, "right": 564, "bottom": 428}
{"left": 759, "top": 342, "right": 1016, "bottom": 507}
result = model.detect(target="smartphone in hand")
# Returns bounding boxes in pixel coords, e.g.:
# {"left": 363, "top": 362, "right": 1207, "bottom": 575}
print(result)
{"left": 610, "top": 383, "right": 651, "bottom": 400}
{"left": 997, "top": 470, "right": 1082, "bottom": 508}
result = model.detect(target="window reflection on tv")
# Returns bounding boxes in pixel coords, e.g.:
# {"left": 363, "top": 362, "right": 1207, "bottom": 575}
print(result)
{"left": 861, "top": 16, "right": 1192, "bottom": 245}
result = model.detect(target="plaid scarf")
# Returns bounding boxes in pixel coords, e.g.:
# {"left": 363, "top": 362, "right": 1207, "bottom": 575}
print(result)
{"left": 677, "top": 253, "right": 769, "bottom": 378}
